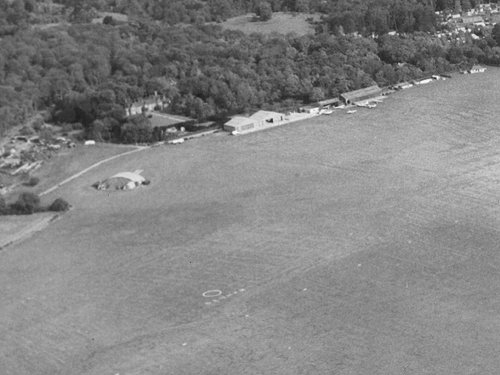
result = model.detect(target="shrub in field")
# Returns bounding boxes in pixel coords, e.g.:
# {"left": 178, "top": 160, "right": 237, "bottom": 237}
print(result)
{"left": 0, "top": 196, "right": 9, "bottom": 215}
{"left": 255, "top": 2, "right": 272, "bottom": 21}
{"left": 32, "top": 116, "right": 45, "bottom": 131}
{"left": 48, "top": 198, "right": 70, "bottom": 212}
{"left": 72, "top": 122, "right": 83, "bottom": 130}
{"left": 39, "top": 127, "right": 54, "bottom": 142}
{"left": 9, "top": 192, "right": 41, "bottom": 214}
{"left": 103, "top": 15, "right": 115, "bottom": 25}
{"left": 24, "top": 177, "right": 40, "bottom": 187}
{"left": 19, "top": 126, "right": 34, "bottom": 136}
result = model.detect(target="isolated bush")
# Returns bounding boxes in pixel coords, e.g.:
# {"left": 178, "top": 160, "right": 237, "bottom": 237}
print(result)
{"left": 19, "top": 126, "right": 34, "bottom": 136}
{"left": 61, "top": 123, "right": 73, "bottom": 133}
{"left": 72, "top": 122, "right": 83, "bottom": 130}
{"left": 103, "top": 15, "right": 115, "bottom": 25}
{"left": 255, "top": 2, "right": 272, "bottom": 21}
{"left": 0, "top": 196, "right": 9, "bottom": 215}
{"left": 39, "top": 128, "right": 54, "bottom": 142}
{"left": 9, "top": 192, "right": 40, "bottom": 215}
{"left": 24, "top": 177, "right": 40, "bottom": 187}
{"left": 32, "top": 116, "right": 45, "bottom": 131}
{"left": 48, "top": 198, "right": 70, "bottom": 212}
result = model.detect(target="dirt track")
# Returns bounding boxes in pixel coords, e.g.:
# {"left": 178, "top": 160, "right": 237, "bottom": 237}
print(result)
{"left": 2, "top": 69, "right": 500, "bottom": 374}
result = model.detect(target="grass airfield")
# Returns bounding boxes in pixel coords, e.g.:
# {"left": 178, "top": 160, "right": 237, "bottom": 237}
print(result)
{"left": 2, "top": 69, "right": 500, "bottom": 374}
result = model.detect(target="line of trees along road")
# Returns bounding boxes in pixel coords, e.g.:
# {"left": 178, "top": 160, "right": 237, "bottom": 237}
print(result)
{"left": 1, "top": 0, "right": 500, "bottom": 142}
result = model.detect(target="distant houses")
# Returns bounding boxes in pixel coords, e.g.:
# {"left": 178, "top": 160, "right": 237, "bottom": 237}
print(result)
{"left": 461, "top": 15, "right": 485, "bottom": 26}
{"left": 126, "top": 95, "right": 170, "bottom": 117}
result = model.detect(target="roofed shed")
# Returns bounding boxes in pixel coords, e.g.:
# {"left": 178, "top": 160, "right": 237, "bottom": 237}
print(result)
{"left": 93, "top": 171, "right": 149, "bottom": 191}
{"left": 340, "top": 85, "right": 382, "bottom": 105}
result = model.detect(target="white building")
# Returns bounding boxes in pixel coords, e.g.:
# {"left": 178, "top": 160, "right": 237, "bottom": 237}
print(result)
{"left": 469, "top": 65, "right": 486, "bottom": 73}
{"left": 224, "top": 110, "right": 285, "bottom": 134}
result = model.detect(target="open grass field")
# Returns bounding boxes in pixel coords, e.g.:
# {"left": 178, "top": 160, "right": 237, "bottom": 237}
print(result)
{"left": 2, "top": 68, "right": 500, "bottom": 374}
{"left": 219, "top": 12, "right": 319, "bottom": 35}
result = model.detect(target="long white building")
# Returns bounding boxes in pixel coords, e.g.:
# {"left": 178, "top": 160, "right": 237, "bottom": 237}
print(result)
{"left": 224, "top": 110, "right": 285, "bottom": 134}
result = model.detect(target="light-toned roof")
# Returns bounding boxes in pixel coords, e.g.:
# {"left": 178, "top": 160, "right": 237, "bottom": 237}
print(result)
{"left": 317, "top": 98, "right": 339, "bottom": 106}
{"left": 249, "top": 110, "right": 284, "bottom": 121}
{"left": 225, "top": 116, "right": 255, "bottom": 127}
{"left": 110, "top": 172, "right": 145, "bottom": 183}
{"left": 471, "top": 65, "right": 485, "bottom": 70}
{"left": 462, "top": 15, "right": 483, "bottom": 23}
{"left": 341, "top": 85, "right": 381, "bottom": 101}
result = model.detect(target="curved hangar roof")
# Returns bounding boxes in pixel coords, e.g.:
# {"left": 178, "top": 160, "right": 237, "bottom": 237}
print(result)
{"left": 110, "top": 172, "right": 146, "bottom": 184}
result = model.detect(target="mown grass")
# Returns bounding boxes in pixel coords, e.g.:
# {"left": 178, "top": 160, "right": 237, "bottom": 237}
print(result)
{"left": 219, "top": 12, "right": 320, "bottom": 35}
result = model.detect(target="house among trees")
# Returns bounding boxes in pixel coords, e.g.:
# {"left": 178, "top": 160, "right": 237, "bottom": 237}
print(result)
{"left": 224, "top": 110, "right": 285, "bottom": 134}
{"left": 340, "top": 85, "right": 382, "bottom": 105}
{"left": 126, "top": 95, "right": 169, "bottom": 117}
{"left": 461, "top": 15, "right": 484, "bottom": 25}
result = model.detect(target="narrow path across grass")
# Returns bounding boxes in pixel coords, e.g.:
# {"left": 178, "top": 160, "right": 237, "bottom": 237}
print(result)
{"left": 40, "top": 146, "right": 148, "bottom": 196}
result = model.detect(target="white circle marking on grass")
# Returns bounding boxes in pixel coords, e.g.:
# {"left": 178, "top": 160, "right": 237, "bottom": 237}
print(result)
{"left": 203, "top": 290, "right": 222, "bottom": 298}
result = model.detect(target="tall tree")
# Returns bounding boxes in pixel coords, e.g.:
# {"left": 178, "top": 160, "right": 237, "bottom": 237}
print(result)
{"left": 256, "top": 1, "right": 273, "bottom": 21}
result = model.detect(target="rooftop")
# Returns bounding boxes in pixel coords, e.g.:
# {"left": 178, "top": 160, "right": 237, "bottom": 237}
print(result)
{"left": 317, "top": 98, "right": 340, "bottom": 106}
{"left": 341, "top": 85, "right": 382, "bottom": 101}
{"left": 225, "top": 116, "right": 255, "bottom": 127}
{"left": 110, "top": 172, "right": 145, "bottom": 183}
{"left": 249, "top": 110, "right": 284, "bottom": 121}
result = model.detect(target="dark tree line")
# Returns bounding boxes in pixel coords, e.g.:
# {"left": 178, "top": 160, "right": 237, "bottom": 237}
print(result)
{"left": 1, "top": 0, "right": 500, "bottom": 142}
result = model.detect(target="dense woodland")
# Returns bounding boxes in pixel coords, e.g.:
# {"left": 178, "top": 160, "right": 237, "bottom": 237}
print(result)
{"left": 1, "top": 0, "right": 500, "bottom": 142}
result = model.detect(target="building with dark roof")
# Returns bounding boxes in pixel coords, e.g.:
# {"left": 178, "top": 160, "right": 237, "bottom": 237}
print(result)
{"left": 317, "top": 98, "right": 340, "bottom": 108}
{"left": 340, "top": 85, "right": 382, "bottom": 105}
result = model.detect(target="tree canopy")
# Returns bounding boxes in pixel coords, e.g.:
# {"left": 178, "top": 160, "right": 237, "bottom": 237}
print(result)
{"left": 0, "top": 0, "right": 499, "bottom": 142}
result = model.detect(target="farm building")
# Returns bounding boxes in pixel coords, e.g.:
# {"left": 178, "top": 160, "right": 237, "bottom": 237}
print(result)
{"left": 340, "top": 85, "right": 382, "bottom": 105}
{"left": 461, "top": 15, "right": 484, "bottom": 25}
{"left": 249, "top": 110, "right": 285, "bottom": 125}
{"left": 317, "top": 98, "right": 340, "bottom": 108}
{"left": 223, "top": 116, "right": 256, "bottom": 133}
{"left": 93, "top": 171, "right": 150, "bottom": 191}
{"left": 224, "top": 110, "right": 285, "bottom": 134}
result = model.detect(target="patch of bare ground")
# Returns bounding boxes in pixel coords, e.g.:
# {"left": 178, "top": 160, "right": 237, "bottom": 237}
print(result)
{"left": 2, "top": 68, "right": 500, "bottom": 374}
